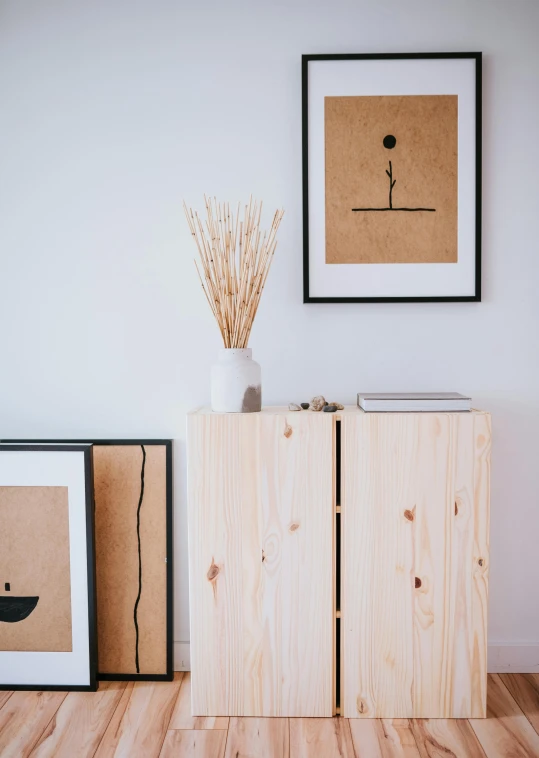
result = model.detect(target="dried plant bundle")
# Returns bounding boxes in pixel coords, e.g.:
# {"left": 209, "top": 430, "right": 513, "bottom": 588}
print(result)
{"left": 184, "top": 196, "right": 284, "bottom": 348}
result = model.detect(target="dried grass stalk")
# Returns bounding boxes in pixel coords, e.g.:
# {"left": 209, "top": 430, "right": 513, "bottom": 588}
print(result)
{"left": 184, "top": 196, "right": 284, "bottom": 348}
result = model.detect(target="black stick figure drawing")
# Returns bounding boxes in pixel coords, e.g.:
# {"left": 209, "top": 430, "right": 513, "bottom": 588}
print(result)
{"left": 352, "top": 135, "right": 436, "bottom": 213}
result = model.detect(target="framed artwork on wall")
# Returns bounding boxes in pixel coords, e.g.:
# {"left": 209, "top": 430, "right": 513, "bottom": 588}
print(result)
{"left": 0, "top": 445, "right": 97, "bottom": 691}
{"left": 2, "top": 439, "right": 174, "bottom": 681}
{"left": 302, "top": 52, "right": 482, "bottom": 303}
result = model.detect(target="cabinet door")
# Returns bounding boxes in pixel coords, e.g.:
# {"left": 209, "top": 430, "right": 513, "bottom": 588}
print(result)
{"left": 341, "top": 412, "right": 490, "bottom": 718}
{"left": 187, "top": 411, "right": 335, "bottom": 717}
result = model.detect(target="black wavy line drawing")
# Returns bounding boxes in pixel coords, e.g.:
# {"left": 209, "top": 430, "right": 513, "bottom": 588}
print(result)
{"left": 133, "top": 444, "right": 146, "bottom": 673}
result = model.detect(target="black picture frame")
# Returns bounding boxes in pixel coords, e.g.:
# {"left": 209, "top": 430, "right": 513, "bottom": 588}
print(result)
{"left": 2, "top": 438, "right": 174, "bottom": 683}
{"left": 0, "top": 444, "right": 98, "bottom": 692}
{"left": 302, "top": 52, "right": 482, "bottom": 303}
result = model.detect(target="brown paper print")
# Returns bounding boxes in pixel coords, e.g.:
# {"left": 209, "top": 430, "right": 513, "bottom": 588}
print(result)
{"left": 0, "top": 486, "right": 72, "bottom": 652}
{"left": 325, "top": 95, "right": 458, "bottom": 264}
{"left": 93, "top": 445, "right": 167, "bottom": 675}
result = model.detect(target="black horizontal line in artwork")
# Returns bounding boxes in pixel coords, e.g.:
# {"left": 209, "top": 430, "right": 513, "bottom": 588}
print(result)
{"left": 351, "top": 207, "right": 436, "bottom": 212}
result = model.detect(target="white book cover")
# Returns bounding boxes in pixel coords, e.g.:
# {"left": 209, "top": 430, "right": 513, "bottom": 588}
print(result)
{"left": 357, "top": 392, "right": 472, "bottom": 412}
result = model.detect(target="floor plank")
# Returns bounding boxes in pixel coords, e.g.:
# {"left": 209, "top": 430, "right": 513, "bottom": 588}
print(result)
{"left": 225, "top": 717, "right": 289, "bottom": 758}
{"left": 2, "top": 674, "right": 539, "bottom": 758}
{"left": 160, "top": 729, "right": 227, "bottom": 758}
{"left": 411, "top": 718, "right": 486, "bottom": 758}
{"left": 499, "top": 673, "right": 539, "bottom": 735}
{"left": 469, "top": 673, "right": 539, "bottom": 758}
{"left": 290, "top": 717, "right": 356, "bottom": 758}
{"left": 93, "top": 682, "right": 135, "bottom": 757}
{"left": 30, "top": 682, "right": 126, "bottom": 758}
{"left": 0, "top": 690, "right": 67, "bottom": 758}
{"left": 0, "top": 692, "right": 13, "bottom": 710}
{"left": 94, "top": 674, "right": 182, "bottom": 758}
{"left": 169, "top": 673, "right": 229, "bottom": 730}
{"left": 350, "top": 718, "right": 420, "bottom": 757}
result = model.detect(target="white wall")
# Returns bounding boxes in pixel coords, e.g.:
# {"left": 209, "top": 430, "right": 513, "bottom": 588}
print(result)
{"left": 1, "top": 0, "right": 538, "bottom": 671}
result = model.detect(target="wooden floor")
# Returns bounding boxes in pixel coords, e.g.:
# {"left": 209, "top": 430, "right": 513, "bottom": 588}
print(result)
{"left": 0, "top": 673, "right": 538, "bottom": 757}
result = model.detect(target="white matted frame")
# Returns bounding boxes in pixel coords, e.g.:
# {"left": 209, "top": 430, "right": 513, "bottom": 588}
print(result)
{"left": 0, "top": 445, "right": 97, "bottom": 691}
{"left": 302, "top": 53, "right": 482, "bottom": 303}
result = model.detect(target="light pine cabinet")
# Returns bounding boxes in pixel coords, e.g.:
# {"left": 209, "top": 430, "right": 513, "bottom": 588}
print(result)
{"left": 187, "top": 407, "right": 491, "bottom": 719}
{"left": 341, "top": 411, "right": 491, "bottom": 718}
{"left": 187, "top": 409, "right": 335, "bottom": 717}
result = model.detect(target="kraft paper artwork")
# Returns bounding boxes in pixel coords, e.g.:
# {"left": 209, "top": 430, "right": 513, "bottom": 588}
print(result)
{"left": 94, "top": 445, "right": 167, "bottom": 675}
{"left": 325, "top": 95, "right": 458, "bottom": 264}
{"left": 0, "top": 486, "right": 72, "bottom": 652}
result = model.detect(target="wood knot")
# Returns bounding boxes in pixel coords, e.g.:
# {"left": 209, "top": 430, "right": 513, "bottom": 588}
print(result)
{"left": 207, "top": 561, "right": 219, "bottom": 582}
{"left": 415, "top": 576, "right": 422, "bottom": 589}
{"left": 289, "top": 522, "right": 300, "bottom": 533}
{"left": 284, "top": 424, "right": 293, "bottom": 438}
{"left": 478, "top": 558, "right": 484, "bottom": 567}
{"left": 404, "top": 509, "right": 414, "bottom": 522}
{"left": 385, "top": 653, "right": 396, "bottom": 669}
{"left": 357, "top": 697, "right": 368, "bottom": 715}
{"left": 261, "top": 549, "right": 266, "bottom": 563}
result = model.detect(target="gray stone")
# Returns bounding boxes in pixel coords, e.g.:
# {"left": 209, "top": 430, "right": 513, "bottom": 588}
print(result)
{"left": 309, "top": 395, "right": 326, "bottom": 412}
{"left": 300, "top": 403, "right": 310, "bottom": 410}
{"left": 323, "top": 405, "right": 338, "bottom": 413}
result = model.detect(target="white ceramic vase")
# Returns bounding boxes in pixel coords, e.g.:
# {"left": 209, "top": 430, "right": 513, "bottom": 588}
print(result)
{"left": 211, "top": 348, "right": 262, "bottom": 413}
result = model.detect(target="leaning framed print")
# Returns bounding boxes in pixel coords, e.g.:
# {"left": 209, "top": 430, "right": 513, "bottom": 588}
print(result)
{"left": 1, "top": 438, "right": 173, "bottom": 681}
{"left": 85, "top": 439, "right": 173, "bottom": 681}
{"left": 302, "top": 53, "right": 482, "bottom": 302}
{"left": 0, "top": 445, "right": 97, "bottom": 691}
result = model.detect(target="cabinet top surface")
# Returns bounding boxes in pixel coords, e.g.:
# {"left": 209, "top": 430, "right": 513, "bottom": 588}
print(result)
{"left": 189, "top": 405, "right": 489, "bottom": 417}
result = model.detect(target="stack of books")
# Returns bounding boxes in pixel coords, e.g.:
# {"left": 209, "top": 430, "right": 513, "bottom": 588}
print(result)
{"left": 357, "top": 392, "right": 472, "bottom": 412}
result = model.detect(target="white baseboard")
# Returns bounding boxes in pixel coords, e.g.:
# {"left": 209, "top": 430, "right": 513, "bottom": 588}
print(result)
{"left": 487, "top": 645, "right": 539, "bottom": 673}
{"left": 174, "top": 643, "right": 539, "bottom": 674}
{"left": 173, "top": 642, "right": 191, "bottom": 671}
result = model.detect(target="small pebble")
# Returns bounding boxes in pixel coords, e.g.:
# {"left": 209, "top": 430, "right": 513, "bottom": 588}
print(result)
{"left": 310, "top": 395, "right": 326, "bottom": 412}
{"left": 323, "top": 405, "right": 338, "bottom": 413}
{"left": 300, "top": 402, "right": 310, "bottom": 410}
{"left": 288, "top": 403, "right": 301, "bottom": 411}
{"left": 329, "top": 401, "right": 344, "bottom": 410}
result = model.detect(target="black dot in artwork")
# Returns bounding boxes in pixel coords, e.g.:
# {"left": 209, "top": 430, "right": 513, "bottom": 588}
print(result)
{"left": 383, "top": 134, "right": 397, "bottom": 149}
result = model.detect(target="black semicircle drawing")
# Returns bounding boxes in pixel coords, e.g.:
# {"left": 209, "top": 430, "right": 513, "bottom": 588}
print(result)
{"left": 0, "top": 596, "right": 39, "bottom": 623}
